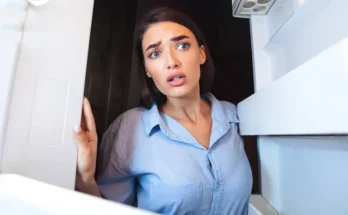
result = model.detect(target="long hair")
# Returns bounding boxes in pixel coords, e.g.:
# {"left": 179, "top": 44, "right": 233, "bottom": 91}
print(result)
{"left": 134, "top": 7, "right": 215, "bottom": 109}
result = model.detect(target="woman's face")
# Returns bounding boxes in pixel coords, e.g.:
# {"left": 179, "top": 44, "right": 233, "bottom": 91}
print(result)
{"left": 142, "top": 21, "right": 206, "bottom": 99}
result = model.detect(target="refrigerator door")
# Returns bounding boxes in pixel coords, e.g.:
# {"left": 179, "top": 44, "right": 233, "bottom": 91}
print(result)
{"left": 1, "top": 0, "right": 94, "bottom": 189}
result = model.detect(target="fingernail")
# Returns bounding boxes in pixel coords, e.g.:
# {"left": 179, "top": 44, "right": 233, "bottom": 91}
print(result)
{"left": 74, "top": 125, "right": 81, "bottom": 133}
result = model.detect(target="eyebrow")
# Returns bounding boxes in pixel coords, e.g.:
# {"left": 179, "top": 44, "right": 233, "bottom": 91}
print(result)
{"left": 170, "top": 35, "right": 190, "bottom": 42}
{"left": 145, "top": 35, "right": 190, "bottom": 51}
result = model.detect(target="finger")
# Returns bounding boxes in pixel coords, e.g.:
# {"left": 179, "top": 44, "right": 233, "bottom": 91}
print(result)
{"left": 81, "top": 111, "right": 86, "bottom": 131}
{"left": 73, "top": 125, "right": 87, "bottom": 148}
{"left": 83, "top": 97, "right": 96, "bottom": 132}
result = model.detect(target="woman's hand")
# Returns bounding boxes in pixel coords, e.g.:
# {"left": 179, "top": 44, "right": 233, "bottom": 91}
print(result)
{"left": 73, "top": 97, "right": 98, "bottom": 191}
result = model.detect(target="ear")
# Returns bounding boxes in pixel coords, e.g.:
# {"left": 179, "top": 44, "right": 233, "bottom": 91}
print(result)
{"left": 199, "top": 45, "right": 207, "bottom": 65}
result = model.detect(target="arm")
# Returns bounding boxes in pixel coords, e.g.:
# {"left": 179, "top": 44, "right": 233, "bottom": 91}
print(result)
{"left": 95, "top": 110, "right": 137, "bottom": 205}
{"left": 76, "top": 178, "right": 102, "bottom": 197}
{"left": 73, "top": 98, "right": 101, "bottom": 197}
{"left": 73, "top": 98, "right": 136, "bottom": 204}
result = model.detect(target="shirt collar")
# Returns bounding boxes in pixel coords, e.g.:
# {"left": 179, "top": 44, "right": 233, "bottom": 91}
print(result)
{"left": 142, "top": 92, "right": 239, "bottom": 136}
{"left": 142, "top": 102, "right": 163, "bottom": 136}
{"left": 203, "top": 93, "right": 239, "bottom": 124}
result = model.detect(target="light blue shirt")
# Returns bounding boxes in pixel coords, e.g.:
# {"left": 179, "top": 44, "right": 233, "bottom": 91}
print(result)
{"left": 97, "top": 93, "right": 252, "bottom": 215}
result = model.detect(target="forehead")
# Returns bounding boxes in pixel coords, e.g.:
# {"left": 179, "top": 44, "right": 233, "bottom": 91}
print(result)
{"left": 142, "top": 21, "right": 195, "bottom": 48}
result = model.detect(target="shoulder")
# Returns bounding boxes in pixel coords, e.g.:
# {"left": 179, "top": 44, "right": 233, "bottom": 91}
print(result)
{"left": 215, "top": 99, "right": 239, "bottom": 123}
{"left": 98, "top": 107, "right": 146, "bottom": 174}
{"left": 106, "top": 107, "right": 146, "bottom": 134}
{"left": 205, "top": 93, "right": 239, "bottom": 122}
{"left": 219, "top": 100, "right": 237, "bottom": 115}
{"left": 117, "top": 107, "right": 145, "bottom": 122}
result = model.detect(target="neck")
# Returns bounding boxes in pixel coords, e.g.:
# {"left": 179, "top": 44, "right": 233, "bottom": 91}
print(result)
{"left": 162, "top": 90, "right": 210, "bottom": 123}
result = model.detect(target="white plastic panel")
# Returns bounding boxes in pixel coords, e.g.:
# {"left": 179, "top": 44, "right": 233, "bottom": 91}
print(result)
{"left": 0, "top": 0, "right": 27, "bottom": 43}
{"left": 264, "top": 0, "right": 296, "bottom": 38}
{"left": 256, "top": 137, "right": 282, "bottom": 211}
{"left": 265, "top": 0, "right": 348, "bottom": 80}
{"left": 28, "top": 77, "right": 70, "bottom": 146}
{"left": 26, "top": 0, "right": 52, "bottom": 6}
{"left": 249, "top": 16, "right": 273, "bottom": 91}
{"left": 1, "top": 0, "right": 94, "bottom": 189}
{"left": 248, "top": 195, "right": 278, "bottom": 215}
{"left": 0, "top": 0, "right": 28, "bottom": 163}
{"left": 238, "top": 38, "right": 348, "bottom": 135}
{"left": 273, "top": 136, "right": 348, "bottom": 215}
{"left": 0, "top": 174, "right": 154, "bottom": 215}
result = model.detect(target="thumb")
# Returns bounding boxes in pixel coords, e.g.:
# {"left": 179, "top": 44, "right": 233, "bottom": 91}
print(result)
{"left": 73, "top": 125, "right": 87, "bottom": 147}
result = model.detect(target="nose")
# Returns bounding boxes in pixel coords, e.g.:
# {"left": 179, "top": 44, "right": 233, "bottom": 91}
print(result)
{"left": 166, "top": 49, "right": 180, "bottom": 69}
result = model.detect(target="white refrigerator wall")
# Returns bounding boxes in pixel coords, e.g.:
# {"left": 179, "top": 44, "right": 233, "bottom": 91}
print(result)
{"left": 276, "top": 137, "right": 348, "bottom": 214}
{"left": 266, "top": 0, "right": 348, "bottom": 80}
{"left": 250, "top": 0, "right": 348, "bottom": 214}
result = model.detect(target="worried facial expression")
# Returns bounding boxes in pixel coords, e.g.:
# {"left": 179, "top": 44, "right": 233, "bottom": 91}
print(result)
{"left": 142, "top": 21, "right": 206, "bottom": 99}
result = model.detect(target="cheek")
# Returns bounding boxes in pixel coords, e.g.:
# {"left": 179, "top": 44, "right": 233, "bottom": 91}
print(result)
{"left": 145, "top": 60, "right": 166, "bottom": 84}
{"left": 145, "top": 60, "right": 160, "bottom": 76}
{"left": 182, "top": 51, "right": 201, "bottom": 74}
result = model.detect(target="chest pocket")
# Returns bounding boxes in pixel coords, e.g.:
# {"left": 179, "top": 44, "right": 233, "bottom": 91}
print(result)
{"left": 149, "top": 183, "right": 202, "bottom": 215}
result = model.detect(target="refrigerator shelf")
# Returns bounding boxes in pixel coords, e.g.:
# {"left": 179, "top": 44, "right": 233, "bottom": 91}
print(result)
{"left": 238, "top": 38, "right": 348, "bottom": 136}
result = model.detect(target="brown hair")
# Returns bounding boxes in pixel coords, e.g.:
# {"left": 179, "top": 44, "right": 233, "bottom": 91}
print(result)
{"left": 134, "top": 7, "right": 215, "bottom": 109}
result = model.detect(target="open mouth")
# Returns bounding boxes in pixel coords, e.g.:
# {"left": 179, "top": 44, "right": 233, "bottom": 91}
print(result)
{"left": 169, "top": 76, "right": 185, "bottom": 82}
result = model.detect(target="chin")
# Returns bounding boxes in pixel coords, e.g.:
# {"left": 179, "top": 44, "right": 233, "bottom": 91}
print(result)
{"left": 164, "top": 85, "right": 199, "bottom": 99}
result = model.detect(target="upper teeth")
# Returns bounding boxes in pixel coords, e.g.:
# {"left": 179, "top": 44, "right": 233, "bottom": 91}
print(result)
{"left": 172, "top": 76, "right": 181, "bottom": 81}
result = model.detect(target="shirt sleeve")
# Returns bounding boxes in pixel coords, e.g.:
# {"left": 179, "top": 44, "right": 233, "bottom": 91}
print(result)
{"left": 95, "top": 113, "right": 137, "bottom": 206}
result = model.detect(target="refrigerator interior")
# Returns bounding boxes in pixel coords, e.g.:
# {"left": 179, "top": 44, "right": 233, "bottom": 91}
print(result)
{"left": 247, "top": 0, "right": 348, "bottom": 214}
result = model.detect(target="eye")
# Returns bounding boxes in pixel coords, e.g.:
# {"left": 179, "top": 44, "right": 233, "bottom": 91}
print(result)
{"left": 148, "top": 51, "right": 160, "bottom": 59}
{"left": 177, "top": 42, "right": 190, "bottom": 50}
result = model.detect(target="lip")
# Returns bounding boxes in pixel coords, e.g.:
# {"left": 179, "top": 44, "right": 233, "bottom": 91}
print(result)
{"left": 168, "top": 77, "right": 185, "bottom": 87}
{"left": 167, "top": 72, "right": 186, "bottom": 82}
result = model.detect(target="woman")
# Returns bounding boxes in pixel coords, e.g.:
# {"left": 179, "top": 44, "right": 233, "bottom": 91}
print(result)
{"left": 74, "top": 7, "right": 252, "bottom": 215}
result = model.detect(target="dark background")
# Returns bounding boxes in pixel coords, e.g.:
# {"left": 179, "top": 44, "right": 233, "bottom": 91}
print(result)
{"left": 84, "top": 0, "right": 259, "bottom": 193}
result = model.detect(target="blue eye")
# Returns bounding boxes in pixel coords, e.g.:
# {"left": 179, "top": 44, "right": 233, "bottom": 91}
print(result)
{"left": 149, "top": 51, "right": 160, "bottom": 59}
{"left": 177, "top": 43, "right": 190, "bottom": 50}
